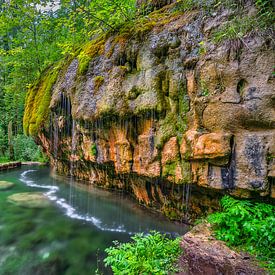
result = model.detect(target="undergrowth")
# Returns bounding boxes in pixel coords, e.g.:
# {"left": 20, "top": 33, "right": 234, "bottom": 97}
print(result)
{"left": 104, "top": 231, "right": 181, "bottom": 274}
{"left": 175, "top": 0, "right": 274, "bottom": 43}
{"left": 208, "top": 196, "right": 275, "bottom": 271}
{"left": 211, "top": 0, "right": 274, "bottom": 43}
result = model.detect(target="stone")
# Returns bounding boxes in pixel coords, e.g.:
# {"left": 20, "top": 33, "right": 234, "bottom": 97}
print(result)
{"left": 8, "top": 192, "right": 51, "bottom": 208}
{"left": 179, "top": 223, "right": 266, "bottom": 275}
{"left": 193, "top": 132, "right": 232, "bottom": 160}
{"left": 181, "top": 131, "right": 232, "bottom": 163}
{"left": 0, "top": 181, "right": 15, "bottom": 191}
{"left": 232, "top": 132, "right": 275, "bottom": 195}
{"left": 161, "top": 137, "right": 179, "bottom": 165}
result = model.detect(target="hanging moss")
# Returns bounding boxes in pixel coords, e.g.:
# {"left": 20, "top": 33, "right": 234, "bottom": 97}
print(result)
{"left": 23, "top": 63, "right": 61, "bottom": 136}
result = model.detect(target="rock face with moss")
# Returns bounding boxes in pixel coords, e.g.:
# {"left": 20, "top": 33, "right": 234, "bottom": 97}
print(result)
{"left": 23, "top": 1, "right": 275, "bottom": 220}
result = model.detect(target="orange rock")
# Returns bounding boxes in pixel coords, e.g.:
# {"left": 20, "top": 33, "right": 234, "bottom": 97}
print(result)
{"left": 180, "top": 130, "right": 201, "bottom": 158}
{"left": 131, "top": 183, "right": 150, "bottom": 205}
{"left": 193, "top": 132, "right": 232, "bottom": 160}
{"left": 132, "top": 121, "right": 160, "bottom": 177}
{"left": 161, "top": 137, "right": 179, "bottom": 165}
{"left": 191, "top": 161, "right": 208, "bottom": 187}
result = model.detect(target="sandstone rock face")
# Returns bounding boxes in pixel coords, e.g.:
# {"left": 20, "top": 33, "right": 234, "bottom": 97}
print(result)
{"left": 24, "top": 2, "right": 275, "bottom": 220}
{"left": 179, "top": 223, "right": 266, "bottom": 275}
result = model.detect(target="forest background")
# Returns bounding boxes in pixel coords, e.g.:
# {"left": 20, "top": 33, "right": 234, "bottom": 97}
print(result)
{"left": 0, "top": 0, "right": 136, "bottom": 162}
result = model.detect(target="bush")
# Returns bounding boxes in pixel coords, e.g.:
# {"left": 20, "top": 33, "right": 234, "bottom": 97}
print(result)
{"left": 208, "top": 196, "right": 275, "bottom": 270}
{"left": 104, "top": 231, "right": 182, "bottom": 274}
{"left": 13, "top": 134, "right": 48, "bottom": 162}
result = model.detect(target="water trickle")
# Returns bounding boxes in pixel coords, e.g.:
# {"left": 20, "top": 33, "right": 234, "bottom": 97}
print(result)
{"left": 181, "top": 183, "right": 191, "bottom": 221}
{"left": 53, "top": 113, "right": 59, "bottom": 161}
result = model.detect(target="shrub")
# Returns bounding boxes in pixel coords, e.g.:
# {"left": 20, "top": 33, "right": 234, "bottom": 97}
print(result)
{"left": 104, "top": 231, "right": 182, "bottom": 274}
{"left": 208, "top": 196, "right": 275, "bottom": 270}
{"left": 13, "top": 134, "right": 48, "bottom": 162}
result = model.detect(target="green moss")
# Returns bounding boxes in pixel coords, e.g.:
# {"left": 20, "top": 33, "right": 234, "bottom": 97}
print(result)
{"left": 24, "top": 63, "right": 61, "bottom": 136}
{"left": 77, "top": 37, "right": 106, "bottom": 75}
{"left": 163, "top": 161, "right": 177, "bottom": 178}
{"left": 162, "top": 205, "right": 180, "bottom": 220}
{"left": 180, "top": 160, "right": 192, "bottom": 183}
{"left": 212, "top": 16, "right": 257, "bottom": 44}
{"left": 200, "top": 80, "right": 210, "bottom": 97}
{"left": 90, "top": 143, "right": 97, "bottom": 156}
{"left": 156, "top": 95, "right": 189, "bottom": 149}
{"left": 113, "top": 4, "right": 184, "bottom": 43}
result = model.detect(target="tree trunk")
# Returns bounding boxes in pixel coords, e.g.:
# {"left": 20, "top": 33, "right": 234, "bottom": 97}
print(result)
{"left": 8, "top": 121, "right": 14, "bottom": 161}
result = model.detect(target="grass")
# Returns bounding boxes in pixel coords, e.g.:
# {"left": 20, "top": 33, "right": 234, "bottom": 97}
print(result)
{"left": 0, "top": 156, "right": 11, "bottom": 163}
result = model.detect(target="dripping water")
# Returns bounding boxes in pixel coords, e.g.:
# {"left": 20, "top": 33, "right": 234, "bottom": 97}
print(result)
{"left": 53, "top": 113, "right": 59, "bottom": 161}
{"left": 69, "top": 119, "right": 77, "bottom": 204}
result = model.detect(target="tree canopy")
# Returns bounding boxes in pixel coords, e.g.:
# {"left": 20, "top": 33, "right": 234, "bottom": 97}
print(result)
{"left": 0, "top": 0, "right": 136, "bottom": 161}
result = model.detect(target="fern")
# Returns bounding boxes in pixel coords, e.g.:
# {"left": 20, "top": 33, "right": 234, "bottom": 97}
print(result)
{"left": 208, "top": 196, "right": 275, "bottom": 271}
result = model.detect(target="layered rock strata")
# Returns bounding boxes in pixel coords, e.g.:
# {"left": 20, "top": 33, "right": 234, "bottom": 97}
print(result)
{"left": 24, "top": 2, "right": 275, "bottom": 220}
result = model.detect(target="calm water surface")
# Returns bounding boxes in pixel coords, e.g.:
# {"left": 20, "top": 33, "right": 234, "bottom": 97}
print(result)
{"left": 0, "top": 166, "right": 188, "bottom": 275}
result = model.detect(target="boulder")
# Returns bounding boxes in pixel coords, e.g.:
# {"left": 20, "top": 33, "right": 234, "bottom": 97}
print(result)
{"left": 8, "top": 192, "right": 51, "bottom": 208}
{"left": 0, "top": 181, "right": 15, "bottom": 191}
{"left": 178, "top": 223, "right": 266, "bottom": 275}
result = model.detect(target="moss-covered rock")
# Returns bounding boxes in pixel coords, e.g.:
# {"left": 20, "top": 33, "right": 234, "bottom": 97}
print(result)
{"left": 23, "top": 0, "right": 275, "bottom": 221}
{"left": 23, "top": 64, "right": 61, "bottom": 136}
{"left": 8, "top": 192, "right": 51, "bottom": 208}
{"left": 0, "top": 181, "right": 15, "bottom": 191}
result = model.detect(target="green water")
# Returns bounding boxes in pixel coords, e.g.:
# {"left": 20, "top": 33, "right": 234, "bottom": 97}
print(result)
{"left": 0, "top": 166, "right": 187, "bottom": 274}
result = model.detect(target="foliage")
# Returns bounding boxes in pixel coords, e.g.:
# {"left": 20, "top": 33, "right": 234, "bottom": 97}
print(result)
{"left": 211, "top": 0, "right": 274, "bottom": 43}
{"left": 13, "top": 134, "right": 48, "bottom": 162}
{"left": 0, "top": 0, "right": 137, "bottom": 153}
{"left": 104, "top": 231, "right": 182, "bottom": 274}
{"left": 0, "top": 156, "right": 10, "bottom": 163}
{"left": 208, "top": 196, "right": 275, "bottom": 270}
{"left": 174, "top": 0, "right": 274, "bottom": 43}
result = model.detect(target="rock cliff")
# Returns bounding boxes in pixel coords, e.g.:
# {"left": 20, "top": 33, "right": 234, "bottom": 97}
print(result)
{"left": 23, "top": 1, "right": 275, "bottom": 220}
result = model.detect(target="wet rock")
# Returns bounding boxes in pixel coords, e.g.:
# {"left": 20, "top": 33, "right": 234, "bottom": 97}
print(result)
{"left": 0, "top": 181, "right": 15, "bottom": 191}
{"left": 161, "top": 137, "right": 179, "bottom": 165}
{"left": 193, "top": 132, "right": 232, "bottom": 161}
{"left": 8, "top": 193, "right": 51, "bottom": 208}
{"left": 178, "top": 223, "right": 266, "bottom": 275}
{"left": 181, "top": 131, "right": 232, "bottom": 163}
{"left": 24, "top": 1, "right": 275, "bottom": 221}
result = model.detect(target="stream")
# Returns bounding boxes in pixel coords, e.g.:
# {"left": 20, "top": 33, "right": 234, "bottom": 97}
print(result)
{"left": 0, "top": 166, "right": 188, "bottom": 274}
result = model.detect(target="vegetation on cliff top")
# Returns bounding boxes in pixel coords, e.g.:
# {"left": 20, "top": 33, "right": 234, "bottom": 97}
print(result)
{"left": 208, "top": 196, "right": 275, "bottom": 271}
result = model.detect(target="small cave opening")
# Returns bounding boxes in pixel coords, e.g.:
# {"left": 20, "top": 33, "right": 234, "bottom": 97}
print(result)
{"left": 115, "top": 52, "right": 138, "bottom": 73}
